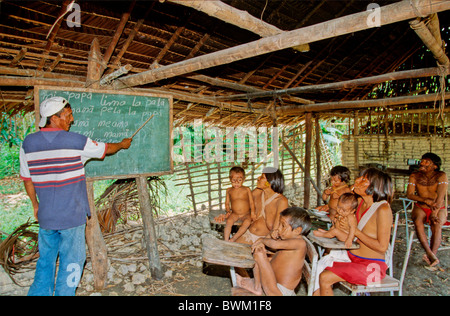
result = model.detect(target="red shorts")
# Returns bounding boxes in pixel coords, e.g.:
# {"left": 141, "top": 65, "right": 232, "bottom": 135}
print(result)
{"left": 417, "top": 205, "right": 449, "bottom": 225}
{"left": 325, "top": 252, "right": 388, "bottom": 286}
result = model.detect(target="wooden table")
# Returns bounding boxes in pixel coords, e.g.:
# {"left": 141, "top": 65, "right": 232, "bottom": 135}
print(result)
{"left": 202, "top": 235, "right": 254, "bottom": 269}
{"left": 308, "top": 232, "right": 359, "bottom": 257}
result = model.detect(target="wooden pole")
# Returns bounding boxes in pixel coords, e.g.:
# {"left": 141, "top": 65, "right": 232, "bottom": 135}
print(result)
{"left": 217, "top": 67, "right": 450, "bottom": 101}
{"left": 85, "top": 180, "right": 108, "bottom": 291}
{"left": 167, "top": 0, "right": 309, "bottom": 52}
{"left": 113, "top": 0, "right": 450, "bottom": 89}
{"left": 304, "top": 113, "right": 313, "bottom": 209}
{"left": 135, "top": 176, "right": 164, "bottom": 280}
{"left": 410, "top": 18, "right": 449, "bottom": 67}
{"left": 353, "top": 111, "right": 360, "bottom": 174}
{"left": 281, "top": 140, "right": 322, "bottom": 196}
{"left": 314, "top": 116, "right": 322, "bottom": 206}
{"left": 278, "top": 92, "right": 450, "bottom": 114}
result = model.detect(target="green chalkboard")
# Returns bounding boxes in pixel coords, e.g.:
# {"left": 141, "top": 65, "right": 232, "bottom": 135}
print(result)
{"left": 35, "top": 86, "right": 173, "bottom": 180}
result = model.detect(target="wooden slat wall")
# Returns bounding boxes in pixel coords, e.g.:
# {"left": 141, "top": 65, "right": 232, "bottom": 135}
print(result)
{"left": 172, "top": 124, "right": 334, "bottom": 213}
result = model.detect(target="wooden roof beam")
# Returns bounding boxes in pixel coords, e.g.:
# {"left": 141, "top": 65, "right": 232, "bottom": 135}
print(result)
{"left": 165, "top": 0, "right": 310, "bottom": 52}
{"left": 215, "top": 66, "right": 450, "bottom": 101}
{"left": 114, "top": 0, "right": 450, "bottom": 90}
{"left": 36, "top": 0, "right": 73, "bottom": 71}
{"left": 410, "top": 15, "right": 449, "bottom": 67}
{"left": 278, "top": 92, "right": 450, "bottom": 114}
{"left": 8, "top": 47, "right": 27, "bottom": 68}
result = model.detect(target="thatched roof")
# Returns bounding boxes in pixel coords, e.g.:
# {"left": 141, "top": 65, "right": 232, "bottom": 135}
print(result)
{"left": 0, "top": 0, "right": 449, "bottom": 127}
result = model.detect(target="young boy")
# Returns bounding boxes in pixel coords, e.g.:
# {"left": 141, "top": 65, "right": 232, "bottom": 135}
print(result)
{"left": 316, "top": 166, "right": 352, "bottom": 220}
{"left": 313, "top": 193, "right": 358, "bottom": 248}
{"left": 236, "top": 207, "right": 312, "bottom": 296}
{"left": 222, "top": 166, "right": 256, "bottom": 242}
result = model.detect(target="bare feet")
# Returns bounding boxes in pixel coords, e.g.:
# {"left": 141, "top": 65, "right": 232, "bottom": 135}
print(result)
{"left": 235, "top": 274, "right": 263, "bottom": 295}
{"left": 422, "top": 253, "right": 440, "bottom": 267}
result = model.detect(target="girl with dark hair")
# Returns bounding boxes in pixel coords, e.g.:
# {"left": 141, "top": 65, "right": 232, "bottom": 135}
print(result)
{"left": 315, "top": 168, "right": 394, "bottom": 296}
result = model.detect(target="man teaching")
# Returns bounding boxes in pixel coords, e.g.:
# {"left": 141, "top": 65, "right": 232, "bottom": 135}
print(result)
{"left": 20, "top": 96, "right": 132, "bottom": 296}
{"left": 406, "top": 152, "right": 448, "bottom": 267}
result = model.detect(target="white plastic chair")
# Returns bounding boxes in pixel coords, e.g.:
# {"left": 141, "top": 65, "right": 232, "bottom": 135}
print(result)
{"left": 400, "top": 197, "right": 450, "bottom": 251}
{"left": 339, "top": 213, "right": 414, "bottom": 296}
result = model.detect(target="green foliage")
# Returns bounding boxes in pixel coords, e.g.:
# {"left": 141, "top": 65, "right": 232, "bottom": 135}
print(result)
{"left": 0, "top": 112, "right": 34, "bottom": 180}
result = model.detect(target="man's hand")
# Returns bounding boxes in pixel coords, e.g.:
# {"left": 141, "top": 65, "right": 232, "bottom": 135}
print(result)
{"left": 106, "top": 138, "right": 133, "bottom": 155}
{"left": 120, "top": 138, "right": 132, "bottom": 149}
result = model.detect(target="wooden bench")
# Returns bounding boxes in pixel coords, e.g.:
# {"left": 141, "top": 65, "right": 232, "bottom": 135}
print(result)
{"left": 202, "top": 235, "right": 254, "bottom": 269}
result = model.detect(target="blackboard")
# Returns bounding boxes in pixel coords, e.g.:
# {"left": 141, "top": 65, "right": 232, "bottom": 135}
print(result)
{"left": 34, "top": 86, "right": 173, "bottom": 180}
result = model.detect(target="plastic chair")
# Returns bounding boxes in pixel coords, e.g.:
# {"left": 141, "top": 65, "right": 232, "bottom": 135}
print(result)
{"left": 303, "top": 236, "right": 319, "bottom": 296}
{"left": 339, "top": 212, "right": 414, "bottom": 296}
{"left": 400, "top": 197, "right": 450, "bottom": 251}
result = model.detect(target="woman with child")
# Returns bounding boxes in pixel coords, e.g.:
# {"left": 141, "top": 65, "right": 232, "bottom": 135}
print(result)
{"left": 235, "top": 167, "right": 289, "bottom": 245}
{"left": 314, "top": 167, "right": 394, "bottom": 296}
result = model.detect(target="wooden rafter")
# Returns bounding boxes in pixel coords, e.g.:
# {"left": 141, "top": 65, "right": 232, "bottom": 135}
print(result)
{"left": 166, "top": 0, "right": 309, "bottom": 52}
{"left": 113, "top": 0, "right": 450, "bottom": 89}
{"left": 101, "top": 1, "right": 136, "bottom": 76}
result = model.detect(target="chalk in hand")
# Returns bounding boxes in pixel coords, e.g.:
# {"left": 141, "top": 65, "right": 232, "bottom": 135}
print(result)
{"left": 131, "top": 114, "right": 154, "bottom": 138}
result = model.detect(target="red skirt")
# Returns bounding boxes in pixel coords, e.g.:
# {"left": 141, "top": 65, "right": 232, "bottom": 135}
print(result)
{"left": 325, "top": 252, "right": 388, "bottom": 286}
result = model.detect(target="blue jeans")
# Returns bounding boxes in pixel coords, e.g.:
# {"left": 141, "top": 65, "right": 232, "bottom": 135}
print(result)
{"left": 28, "top": 224, "right": 86, "bottom": 296}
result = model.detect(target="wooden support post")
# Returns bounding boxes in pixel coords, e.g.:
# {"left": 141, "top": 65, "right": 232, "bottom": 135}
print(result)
{"left": 353, "top": 111, "right": 360, "bottom": 173}
{"left": 304, "top": 113, "right": 312, "bottom": 209}
{"left": 136, "top": 176, "right": 164, "bottom": 280}
{"left": 85, "top": 180, "right": 108, "bottom": 291}
{"left": 314, "top": 116, "right": 322, "bottom": 206}
{"left": 281, "top": 140, "right": 322, "bottom": 196}
{"left": 272, "top": 124, "right": 279, "bottom": 169}
{"left": 185, "top": 163, "right": 197, "bottom": 215}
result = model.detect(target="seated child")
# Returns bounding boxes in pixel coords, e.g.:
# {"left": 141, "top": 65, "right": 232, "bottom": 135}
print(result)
{"left": 313, "top": 192, "right": 358, "bottom": 248}
{"left": 221, "top": 166, "right": 256, "bottom": 242}
{"left": 316, "top": 166, "right": 352, "bottom": 220}
{"left": 236, "top": 207, "right": 312, "bottom": 296}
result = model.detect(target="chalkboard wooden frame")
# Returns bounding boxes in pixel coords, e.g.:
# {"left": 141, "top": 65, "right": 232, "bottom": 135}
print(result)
{"left": 34, "top": 86, "right": 173, "bottom": 180}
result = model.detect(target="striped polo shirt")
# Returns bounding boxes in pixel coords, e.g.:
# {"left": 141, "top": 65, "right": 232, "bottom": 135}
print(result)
{"left": 20, "top": 128, "right": 107, "bottom": 230}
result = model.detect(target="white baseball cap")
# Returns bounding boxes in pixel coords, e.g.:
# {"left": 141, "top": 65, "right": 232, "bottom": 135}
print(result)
{"left": 39, "top": 97, "right": 69, "bottom": 127}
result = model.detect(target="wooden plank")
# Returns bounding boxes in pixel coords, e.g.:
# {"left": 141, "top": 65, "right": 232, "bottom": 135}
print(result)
{"left": 202, "top": 236, "right": 254, "bottom": 269}
{"left": 278, "top": 92, "right": 450, "bottom": 114}
{"left": 304, "top": 113, "right": 312, "bottom": 209}
{"left": 85, "top": 180, "right": 108, "bottom": 291}
{"left": 136, "top": 176, "right": 164, "bottom": 280}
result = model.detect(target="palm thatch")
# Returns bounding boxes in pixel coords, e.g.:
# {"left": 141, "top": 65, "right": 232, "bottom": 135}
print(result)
{"left": 95, "top": 177, "right": 167, "bottom": 233}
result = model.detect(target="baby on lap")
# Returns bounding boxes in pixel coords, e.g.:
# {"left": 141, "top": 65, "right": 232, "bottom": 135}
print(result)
{"left": 313, "top": 193, "right": 358, "bottom": 248}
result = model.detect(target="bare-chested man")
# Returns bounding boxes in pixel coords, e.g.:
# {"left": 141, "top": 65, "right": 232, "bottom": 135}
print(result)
{"left": 407, "top": 152, "right": 448, "bottom": 267}
{"left": 236, "top": 167, "right": 289, "bottom": 245}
